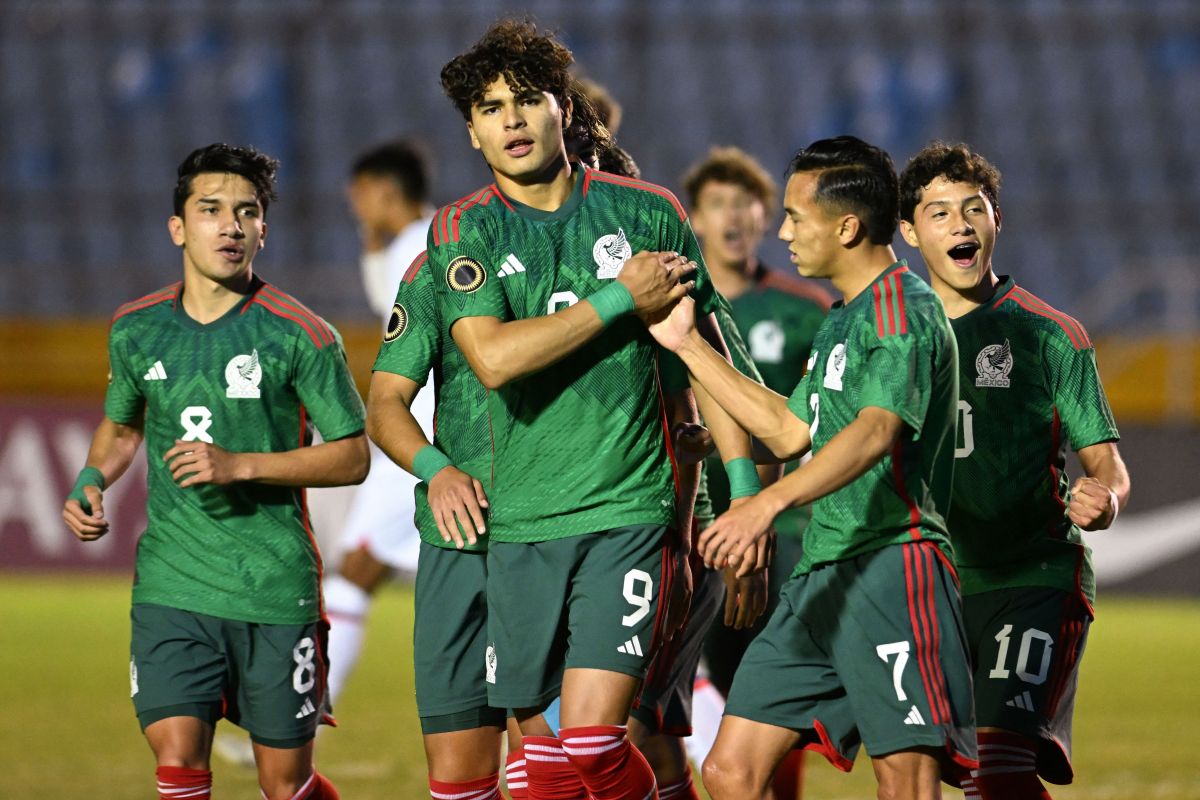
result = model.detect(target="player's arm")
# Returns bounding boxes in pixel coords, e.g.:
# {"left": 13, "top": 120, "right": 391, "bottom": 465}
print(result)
{"left": 452, "top": 251, "right": 694, "bottom": 389}
{"left": 164, "top": 432, "right": 369, "bottom": 489}
{"left": 1070, "top": 442, "right": 1130, "bottom": 531}
{"left": 367, "top": 370, "right": 488, "bottom": 548}
{"left": 62, "top": 415, "right": 145, "bottom": 541}
{"left": 661, "top": 382, "right": 699, "bottom": 639}
{"left": 699, "top": 406, "right": 904, "bottom": 576}
{"left": 651, "top": 297, "right": 811, "bottom": 461}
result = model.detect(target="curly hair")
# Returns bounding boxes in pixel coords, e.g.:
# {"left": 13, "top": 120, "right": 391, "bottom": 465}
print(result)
{"left": 173, "top": 143, "right": 279, "bottom": 217}
{"left": 785, "top": 136, "right": 899, "bottom": 246}
{"left": 564, "top": 79, "right": 614, "bottom": 167}
{"left": 441, "top": 19, "right": 575, "bottom": 121}
{"left": 682, "top": 146, "right": 777, "bottom": 211}
{"left": 899, "top": 141, "right": 1002, "bottom": 223}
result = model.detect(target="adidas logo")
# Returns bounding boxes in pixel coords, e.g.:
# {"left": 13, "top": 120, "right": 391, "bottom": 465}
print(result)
{"left": 143, "top": 360, "right": 167, "bottom": 381}
{"left": 903, "top": 705, "right": 926, "bottom": 726}
{"left": 617, "top": 635, "right": 644, "bottom": 657}
{"left": 295, "top": 698, "right": 316, "bottom": 719}
{"left": 1005, "top": 690, "right": 1036, "bottom": 712}
{"left": 498, "top": 253, "right": 527, "bottom": 278}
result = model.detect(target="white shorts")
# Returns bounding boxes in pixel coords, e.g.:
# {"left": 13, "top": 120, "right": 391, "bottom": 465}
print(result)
{"left": 336, "top": 372, "right": 436, "bottom": 572}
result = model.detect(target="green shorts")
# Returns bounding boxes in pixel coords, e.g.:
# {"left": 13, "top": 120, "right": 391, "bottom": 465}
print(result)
{"left": 130, "top": 603, "right": 328, "bottom": 748}
{"left": 632, "top": 556, "right": 724, "bottom": 736}
{"left": 413, "top": 542, "right": 506, "bottom": 734}
{"left": 725, "top": 541, "right": 977, "bottom": 784}
{"left": 964, "top": 586, "right": 1091, "bottom": 785}
{"left": 485, "top": 525, "right": 672, "bottom": 710}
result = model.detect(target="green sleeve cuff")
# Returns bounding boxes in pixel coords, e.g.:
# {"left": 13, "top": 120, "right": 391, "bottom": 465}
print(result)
{"left": 412, "top": 445, "right": 453, "bottom": 483}
{"left": 724, "top": 457, "right": 762, "bottom": 499}
{"left": 68, "top": 466, "right": 106, "bottom": 514}
{"left": 587, "top": 281, "right": 636, "bottom": 326}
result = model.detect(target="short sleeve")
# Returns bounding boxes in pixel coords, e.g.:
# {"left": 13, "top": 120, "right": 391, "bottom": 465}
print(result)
{"left": 103, "top": 322, "right": 146, "bottom": 424}
{"left": 373, "top": 253, "right": 439, "bottom": 384}
{"left": 429, "top": 213, "right": 510, "bottom": 326}
{"left": 293, "top": 325, "right": 366, "bottom": 442}
{"left": 658, "top": 209, "right": 719, "bottom": 318}
{"left": 858, "top": 329, "right": 933, "bottom": 433}
{"left": 1050, "top": 341, "right": 1120, "bottom": 450}
{"left": 786, "top": 370, "right": 812, "bottom": 423}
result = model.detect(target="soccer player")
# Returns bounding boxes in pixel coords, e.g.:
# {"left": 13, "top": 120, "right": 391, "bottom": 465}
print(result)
{"left": 645, "top": 136, "right": 977, "bottom": 800}
{"left": 61, "top": 143, "right": 367, "bottom": 800}
{"left": 433, "top": 19, "right": 759, "bottom": 799}
{"left": 324, "top": 140, "right": 436, "bottom": 703}
{"left": 898, "top": 142, "right": 1131, "bottom": 800}
{"left": 683, "top": 146, "right": 834, "bottom": 798}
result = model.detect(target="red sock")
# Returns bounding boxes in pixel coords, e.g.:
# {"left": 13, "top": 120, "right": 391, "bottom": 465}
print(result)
{"left": 430, "top": 773, "right": 501, "bottom": 800}
{"left": 771, "top": 749, "right": 805, "bottom": 798}
{"left": 960, "top": 775, "right": 981, "bottom": 799}
{"left": 974, "top": 731, "right": 1052, "bottom": 800}
{"left": 560, "top": 725, "right": 657, "bottom": 800}
{"left": 658, "top": 772, "right": 700, "bottom": 799}
{"left": 290, "top": 771, "right": 340, "bottom": 800}
{"left": 156, "top": 766, "right": 212, "bottom": 799}
{"left": 505, "top": 749, "right": 529, "bottom": 799}
{"left": 522, "top": 736, "right": 588, "bottom": 800}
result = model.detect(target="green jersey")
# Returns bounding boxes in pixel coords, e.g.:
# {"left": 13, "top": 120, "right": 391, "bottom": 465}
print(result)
{"left": 372, "top": 251, "right": 491, "bottom": 552}
{"left": 431, "top": 167, "right": 718, "bottom": 542}
{"left": 719, "top": 263, "right": 832, "bottom": 539}
{"left": 785, "top": 262, "right": 959, "bottom": 575}
{"left": 948, "top": 276, "right": 1119, "bottom": 603}
{"left": 105, "top": 279, "right": 365, "bottom": 624}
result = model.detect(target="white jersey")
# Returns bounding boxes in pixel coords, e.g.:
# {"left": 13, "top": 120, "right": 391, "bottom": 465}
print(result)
{"left": 340, "top": 214, "right": 436, "bottom": 570}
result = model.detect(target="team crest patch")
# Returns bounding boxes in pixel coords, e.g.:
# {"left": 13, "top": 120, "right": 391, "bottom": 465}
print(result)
{"left": 749, "top": 320, "right": 785, "bottom": 364}
{"left": 225, "top": 349, "right": 262, "bottom": 399}
{"left": 384, "top": 303, "right": 408, "bottom": 342}
{"left": 593, "top": 228, "right": 632, "bottom": 279}
{"left": 823, "top": 342, "right": 847, "bottom": 391}
{"left": 976, "top": 340, "right": 1013, "bottom": 388}
{"left": 446, "top": 256, "right": 486, "bottom": 293}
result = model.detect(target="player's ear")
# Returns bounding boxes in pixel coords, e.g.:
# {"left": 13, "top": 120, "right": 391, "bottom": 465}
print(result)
{"left": 467, "top": 122, "right": 481, "bottom": 151}
{"left": 168, "top": 215, "right": 185, "bottom": 247}
{"left": 993, "top": 203, "right": 1003, "bottom": 233}
{"left": 837, "top": 214, "right": 861, "bottom": 246}
{"left": 899, "top": 219, "right": 920, "bottom": 248}
{"left": 258, "top": 222, "right": 267, "bottom": 252}
{"left": 561, "top": 94, "right": 573, "bottom": 130}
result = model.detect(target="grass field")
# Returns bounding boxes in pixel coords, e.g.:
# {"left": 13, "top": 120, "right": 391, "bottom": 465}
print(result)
{"left": 5, "top": 575, "right": 1199, "bottom": 799}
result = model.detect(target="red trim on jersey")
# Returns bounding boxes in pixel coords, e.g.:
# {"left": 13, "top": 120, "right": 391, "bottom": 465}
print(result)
{"left": 872, "top": 283, "right": 887, "bottom": 337}
{"left": 252, "top": 289, "right": 334, "bottom": 349}
{"left": 451, "top": 187, "right": 494, "bottom": 243}
{"left": 261, "top": 285, "right": 335, "bottom": 344}
{"left": 583, "top": 169, "right": 688, "bottom": 221}
{"left": 890, "top": 440, "right": 923, "bottom": 540}
{"left": 488, "top": 183, "right": 515, "bottom": 211}
{"left": 804, "top": 718, "right": 854, "bottom": 772}
{"left": 653, "top": 353, "right": 683, "bottom": 498}
{"left": 891, "top": 273, "right": 908, "bottom": 334}
{"left": 111, "top": 283, "right": 181, "bottom": 325}
{"left": 1005, "top": 288, "right": 1090, "bottom": 349}
{"left": 905, "top": 543, "right": 945, "bottom": 726}
{"left": 403, "top": 251, "right": 430, "bottom": 284}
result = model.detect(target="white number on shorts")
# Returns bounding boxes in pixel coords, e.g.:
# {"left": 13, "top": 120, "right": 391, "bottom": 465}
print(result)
{"left": 989, "top": 624, "right": 1054, "bottom": 685}
{"left": 955, "top": 400, "right": 975, "bottom": 459}
{"left": 875, "top": 641, "right": 911, "bottom": 702}
{"left": 621, "top": 569, "right": 654, "bottom": 627}
{"left": 548, "top": 291, "right": 580, "bottom": 314}
{"left": 292, "top": 636, "right": 317, "bottom": 694}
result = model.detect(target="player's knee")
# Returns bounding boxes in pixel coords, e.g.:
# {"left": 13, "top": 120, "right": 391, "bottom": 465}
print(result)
{"left": 701, "top": 752, "right": 766, "bottom": 799}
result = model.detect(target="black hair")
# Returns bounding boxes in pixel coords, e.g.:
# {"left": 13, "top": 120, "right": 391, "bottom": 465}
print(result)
{"left": 785, "top": 136, "right": 898, "bottom": 245}
{"left": 350, "top": 140, "right": 432, "bottom": 203}
{"left": 173, "top": 143, "right": 279, "bottom": 217}
{"left": 899, "top": 141, "right": 1002, "bottom": 223}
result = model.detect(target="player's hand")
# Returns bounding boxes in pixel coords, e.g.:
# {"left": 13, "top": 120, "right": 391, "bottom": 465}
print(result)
{"left": 644, "top": 295, "right": 697, "bottom": 353}
{"left": 664, "top": 548, "right": 693, "bottom": 642}
{"left": 699, "top": 495, "right": 777, "bottom": 577}
{"left": 672, "top": 422, "right": 714, "bottom": 465}
{"left": 619, "top": 251, "right": 696, "bottom": 317}
{"left": 62, "top": 487, "right": 109, "bottom": 541}
{"left": 163, "top": 440, "right": 244, "bottom": 487}
{"left": 1068, "top": 476, "right": 1119, "bottom": 531}
{"left": 721, "top": 567, "right": 768, "bottom": 630}
{"left": 428, "top": 466, "right": 489, "bottom": 548}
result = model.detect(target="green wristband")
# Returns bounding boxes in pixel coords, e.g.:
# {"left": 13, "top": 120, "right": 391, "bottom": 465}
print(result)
{"left": 725, "top": 457, "right": 762, "bottom": 499}
{"left": 68, "top": 466, "right": 106, "bottom": 514}
{"left": 587, "top": 281, "right": 636, "bottom": 326}
{"left": 412, "top": 445, "right": 453, "bottom": 483}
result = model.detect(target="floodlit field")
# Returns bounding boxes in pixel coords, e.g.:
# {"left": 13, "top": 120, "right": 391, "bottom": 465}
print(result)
{"left": 5, "top": 575, "right": 1199, "bottom": 799}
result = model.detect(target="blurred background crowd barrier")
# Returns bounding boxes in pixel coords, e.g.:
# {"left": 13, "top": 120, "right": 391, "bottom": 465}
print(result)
{"left": 1, "top": 0, "right": 1197, "bottom": 588}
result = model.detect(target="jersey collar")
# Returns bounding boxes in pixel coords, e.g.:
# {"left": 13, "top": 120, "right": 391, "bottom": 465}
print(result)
{"left": 497, "top": 164, "right": 586, "bottom": 223}
{"left": 173, "top": 276, "right": 262, "bottom": 331}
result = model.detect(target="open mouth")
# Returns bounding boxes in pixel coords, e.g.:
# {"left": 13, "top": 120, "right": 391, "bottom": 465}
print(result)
{"left": 218, "top": 245, "right": 245, "bottom": 262}
{"left": 505, "top": 138, "right": 534, "bottom": 157}
{"left": 723, "top": 229, "right": 744, "bottom": 246}
{"left": 947, "top": 242, "right": 979, "bottom": 267}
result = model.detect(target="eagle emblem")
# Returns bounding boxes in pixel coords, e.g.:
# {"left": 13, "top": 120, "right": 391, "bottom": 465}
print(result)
{"left": 975, "top": 339, "right": 1013, "bottom": 388}
{"left": 593, "top": 228, "right": 633, "bottom": 279}
{"left": 225, "top": 348, "right": 263, "bottom": 398}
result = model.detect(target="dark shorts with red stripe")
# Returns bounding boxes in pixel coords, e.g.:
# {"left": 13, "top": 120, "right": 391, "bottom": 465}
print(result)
{"left": 484, "top": 525, "right": 674, "bottom": 710}
{"left": 130, "top": 603, "right": 330, "bottom": 748}
{"left": 963, "top": 586, "right": 1091, "bottom": 784}
{"left": 631, "top": 558, "right": 725, "bottom": 736}
{"left": 724, "top": 541, "right": 978, "bottom": 785}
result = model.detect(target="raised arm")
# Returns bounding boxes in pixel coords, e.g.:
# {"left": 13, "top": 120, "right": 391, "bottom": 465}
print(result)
{"left": 452, "top": 251, "right": 694, "bottom": 389}
{"left": 62, "top": 415, "right": 145, "bottom": 541}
